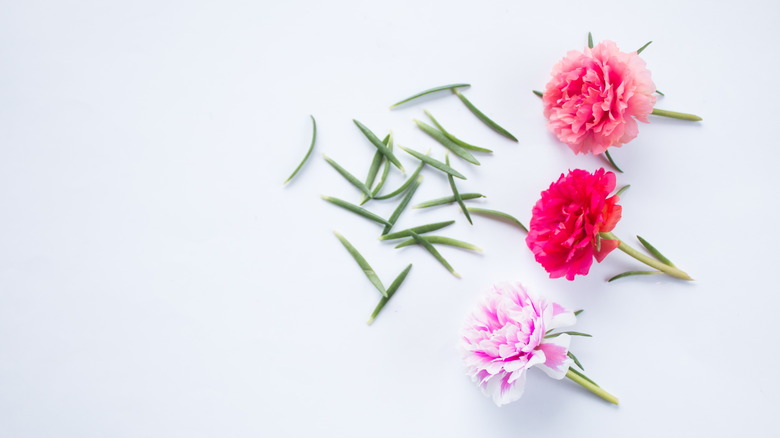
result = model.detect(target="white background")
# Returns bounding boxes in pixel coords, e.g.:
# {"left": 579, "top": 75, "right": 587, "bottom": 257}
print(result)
{"left": 1, "top": 1, "right": 779, "bottom": 437}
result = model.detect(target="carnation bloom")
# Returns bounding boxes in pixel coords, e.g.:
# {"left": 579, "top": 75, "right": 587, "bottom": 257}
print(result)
{"left": 543, "top": 40, "right": 656, "bottom": 155}
{"left": 461, "top": 283, "right": 576, "bottom": 406}
{"left": 526, "top": 168, "right": 622, "bottom": 281}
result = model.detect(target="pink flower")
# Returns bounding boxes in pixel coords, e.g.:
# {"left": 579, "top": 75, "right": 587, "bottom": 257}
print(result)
{"left": 526, "top": 169, "right": 622, "bottom": 281}
{"left": 543, "top": 40, "right": 656, "bottom": 155}
{"left": 461, "top": 283, "right": 576, "bottom": 406}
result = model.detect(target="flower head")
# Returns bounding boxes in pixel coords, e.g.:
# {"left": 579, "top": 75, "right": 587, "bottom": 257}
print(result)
{"left": 526, "top": 169, "right": 622, "bottom": 280}
{"left": 543, "top": 40, "right": 656, "bottom": 155}
{"left": 461, "top": 283, "right": 576, "bottom": 406}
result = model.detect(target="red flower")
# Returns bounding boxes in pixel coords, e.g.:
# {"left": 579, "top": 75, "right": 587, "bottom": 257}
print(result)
{"left": 526, "top": 169, "right": 622, "bottom": 280}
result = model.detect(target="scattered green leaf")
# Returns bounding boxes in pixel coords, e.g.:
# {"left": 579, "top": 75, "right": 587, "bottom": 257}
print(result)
{"left": 453, "top": 88, "right": 518, "bottom": 142}
{"left": 568, "top": 351, "right": 585, "bottom": 371}
{"left": 389, "top": 83, "right": 470, "bottom": 109}
{"left": 360, "top": 134, "right": 390, "bottom": 204}
{"left": 323, "top": 154, "right": 372, "bottom": 198}
{"left": 637, "top": 236, "right": 675, "bottom": 267}
{"left": 379, "top": 220, "right": 456, "bottom": 241}
{"left": 614, "top": 184, "right": 630, "bottom": 198}
{"left": 399, "top": 146, "right": 466, "bottom": 180}
{"left": 532, "top": 90, "right": 543, "bottom": 98}
{"left": 394, "top": 235, "right": 482, "bottom": 252}
{"left": 636, "top": 40, "right": 652, "bottom": 54}
{"left": 467, "top": 207, "right": 528, "bottom": 233}
{"left": 587, "top": 32, "right": 594, "bottom": 49}
{"left": 373, "top": 160, "right": 425, "bottom": 200}
{"left": 367, "top": 264, "right": 412, "bottom": 325}
{"left": 284, "top": 115, "right": 317, "bottom": 184}
{"left": 370, "top": 151, "right": 392, "bottom": 200}
{"left": 322, "top": 196, "right": 392, "bottom": 226}
{"left": 603, "top": 149, "right": 623, "bottom": 173}
{"left": 414, "top": 119, "right": 480, "bottom": 165}
{"left": 446, "top": 155, "right": 471, "bottom": 225}
{"left": 409, "top": 230, "right": 460, "bottom": 278}
{"left": 545, "top": 331, "right": 592, "bottom": 339}
{"left": 333, "top": 231, "right": 387, "bottom": 297}
{"left": 413, "top": 193, "right": 485, "bottom": 209}
{"left": 383, "top": 176, "right": 423, "bottom": 235}
{"left": 607, "top": 270, "right": 663, "bottom": 282}
{"left": 353, "top": 119, "right": 406, "bottom": 171}
{"left": 424, "top": 110, "right": 493, "bottom": 153}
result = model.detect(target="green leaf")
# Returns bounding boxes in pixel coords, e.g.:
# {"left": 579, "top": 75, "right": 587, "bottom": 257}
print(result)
{"left": 587, "top": 32, "right": 594, "bottom": 49}
{"left": 360, "top": 134, "right": 390, "bottom": 204}
{"left": 373, "top": 160, "right": 425, "bottom": 200}
{"left": 394, "top": 235, "right": 483, "bottom": 252}
{"left": 413, "top": 193, "right": 485, "bottom": 209}
{"left": 408, "top": 231, "right": 460, "bottom": 278}
{"left": 568, "top": 351, "right": 585, "bottom": 371}
{"left": 370, "top": 149, "right": 393, "bottom": 199}
{"left": 607, "top": 270, "right": 663, "bottom": 282}
{"left": 568, "top": 365, "right": 599, "bottom": 387}
{"left": 466, "top": 207, "right": 528, "bottom": 233}
{"left": 379, "top": 220, "right": 456, "bottom": 241}
{"left": 284, "top": 115, "right": 317, "bottom": 184}
{"left": 650, "top": 108, "right": 703, "bottom": 121}
{"left": 333, "top": 231, "right": 387, "bottom": 297}
{"left": 367, "top": 264, "right": 413, "bottom": 325}
{"left": 389, "top": 83, "right": 470, "bottom": 109}
{"left": 323, "top": 154, "right": 372, "bottom": 198}
{"left": 399, "top": 146, "right": 466, "bottom": 180}
{"left": 637, "top": 236, "right": 675, "bottom": 266}
{"left": 382, "top": 175, "right": 423, "bottom": 235}
{"left": 656, "top": 90, "right": 665, "bottom": 96}
{"left": 545, "top": 331, "right": 592, "bottom": 339}
{"left": 353, "top": 119, "right": 406, "bottom": 171}
{"left": 414, "top": 119, "right": 480, "bottom": 165}
{"left": 532, "top": 90, "right": 543, "bottom": 98}
{"left": 446, "top": 155, "right": 471, "bottom": 225}
{"left": 636, "top": 40, "right": 652, "bottom": 54}
{"left": 453, "top": 89, "right": 518, "bottom": 142}
{"left": 322, "top": 196, "right": 392, "bottom": 226}
{"left": 574, "top": 309, "right": 584, "bottom": 316}
{"left": 424, "top": 110, "right": 493, "bottom": 153}
{"left": 603, "top": 149, "right": 623, "bottom": 173}
{"left": 614, "top": 184, "right": 630, "bottom": 198}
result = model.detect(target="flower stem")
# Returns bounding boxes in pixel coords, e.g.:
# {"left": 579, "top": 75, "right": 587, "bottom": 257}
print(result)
{"left": 651, "top": 108, "right": 702, "bottom": 121}
{"left": 565, "top": 369, "right": 618, "bottom": 405}
{"left": 600, "top": 232, "right": 693, "bottom": 281}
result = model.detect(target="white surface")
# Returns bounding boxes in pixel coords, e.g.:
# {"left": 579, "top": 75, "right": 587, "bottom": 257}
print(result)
{"left": 1, "top": 1, "right": 779, "bottom": 436}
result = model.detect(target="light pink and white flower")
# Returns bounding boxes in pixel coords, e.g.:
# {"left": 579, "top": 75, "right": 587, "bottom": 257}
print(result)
{"left": 461, "top": 283, "right": 576, "bottom": 406}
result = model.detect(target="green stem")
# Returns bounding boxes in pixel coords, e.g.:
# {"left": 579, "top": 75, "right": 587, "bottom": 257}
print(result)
{"left": 565, "top": 369, "right": 618, "bottom": 405}
{"left": 651, "top": 108, "right": 702, "bottom": 121}
{"left": 600, "top": 232, "right": 693, "bottom": 281}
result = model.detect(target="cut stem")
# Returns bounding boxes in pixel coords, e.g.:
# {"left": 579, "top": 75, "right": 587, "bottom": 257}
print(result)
{"left": 600, "top": 232, "right": 693, "bottom": 280}
{"left": 565, "top": 369, "right": 618, "bottom": 405}
{"left": 651, "top": 108, "right": 702, "bottom": 121}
